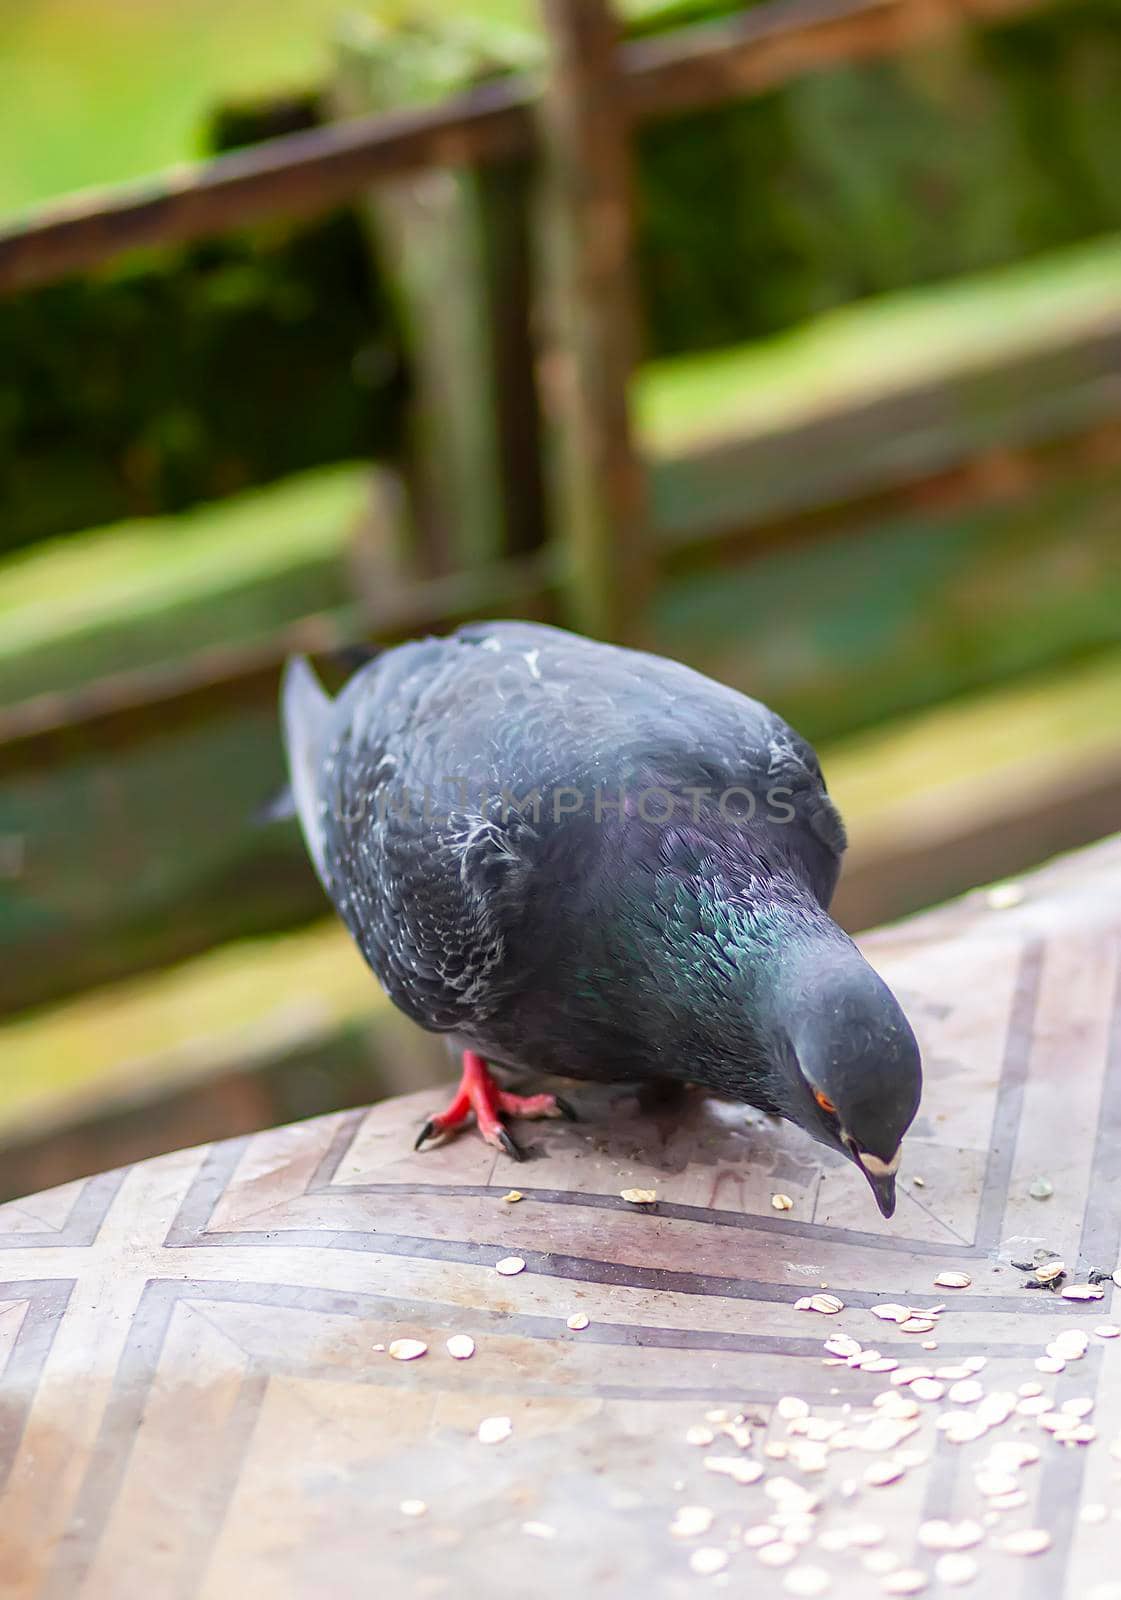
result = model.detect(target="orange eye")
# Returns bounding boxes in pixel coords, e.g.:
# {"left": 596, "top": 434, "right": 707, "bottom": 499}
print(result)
{"left": 814, "top": 1090, "right": 837, "bottom": 1115}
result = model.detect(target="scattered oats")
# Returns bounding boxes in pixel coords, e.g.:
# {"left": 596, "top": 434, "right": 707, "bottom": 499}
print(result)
{"left": 779, "top": 1520, "right": 818, "bottom": 1547}
{"left": 566, "top": 1313, "right": 590, "bottom": 1332}
{"left": 706, "top": 1409, "right": 730, "bottom": 1423}
{"left": 495, "top": 1256, "right": 526, "bottom": 1277}
{"left": 1018, "top": 1381, "right": 1043, "bottom": 1397}
{"left": 936, "top": 1365, "right": 974, "bottom": 1381}
{"left": 849, "top": 1525, "right": 886, "bottom": 1548}
{"left": 620, "top": 1188, "right": 657, "bottom": 1205}
{"left": 911, "top": 1379, "right": 945, "bottom": 1402}
{"left": 446, "top": 1335, "right": 476, "bottom": 1360}
{"left": 976, "top": 1392, "right": 1016, "bottom": 1427}
{"left": 1062, "top": 1283, "right": 1105, "bottom": 1302}
{"left": 866, "top": 1551, "right": 901, "bottom": 1575}
{"left": 789, "top": 1441, "right": 830, "bottom": 1474}
{"left": 918, "top": 1520, "right": 984, "bottom": 1552}
{"left": 765, "top": 1477, "right": 818, "bottom": 1508}
{"left": 744, "top": 1525, "right": 780, "bottom": 1549}
{"left": 1081, "top": 1504, "right": 1109, "bottom": 1525}
{"left": 921, "top": 1341, "right": 938, "bottom": 1351}
{"left": 897, "top": 1449, "right": 929, "bottom": 1470}
{"left": 777, "top": 1396, "right": 810, "bottom": 1421}
{"left": 975, "top": 1472, "right": 1018, "bottom": 1498}
{"left": 1035, "top": 1356, "right": 1065, "bottom": 1374}
{"left": 872, "top": 1304, "right": 911, "bottom": 1323}
{"left": 962, "top": 1356, "right": 988, "bottom": 1373}
{"left": 1062, "top": 1397, "right": 1095, "bottom": 1418}
{"left": 881, "top": 1571, "right": 929, "bottom": 1595}
{"left": 689, "top": 1548, "right": 728, "bottom": 1577}
{"left": 825, "top": 1335, "right": 862, "bottom": 1359}
{"left": 890, "top": 1367, "right": 934, "bottom": 1389}
{"left": 772, "top": 1193, "right": 795, "bottom": 1211}
{"left": 723, "top": 1421, "right": 752, "bottom": 1449}
{"left": 1053, "top": 1327, "right": 1090, "bottom": 1351}
{"left": 850, "top": 1349, "right": 886, "bottom": 1369}
{"left": 477, "top": 1415, "right": 512, "bottom": 1445}
{"left": 1065, "top": 1423, "right": 1096, "bottom": 1444}
{"left": 757, "top": 1543, "right": 798, "bottom": 1569}
{"left": 671, "top": 1506, "right": 714, "bottom": 1539}
{"left": 502, "top": 1190, "right": 523, "bottom": 1204}
{"left": 899, "top": 1318, "right": 936, "bottom": 1335}
{"left": 766, "top": 1442, "right": 789, "bottom": 1460}
{"left": 947, "top": 1380, "right": 984, "bottom": 1405}
{"left": 1000, "top": 1529, "right": 1052, "bottom": 1556}
{"left": 864, "top": 1459, "right": 905, "bottom": 1487}
{"left": 389, "top": 1338, "right": 427, "bottom": 1361}
{"left": 400, "top": 1499, "right": 427, "bottom": 1517}
{"left": 940, "top": 1417, "right": 989, "bottom": 1445}
{"left": 704, "top": 1456, "right": 763, "bottom": 1485}
{"left": 912, "top": 1176, "right": 926, "bottom": 1188}
{"left": 1034, "top": 1260, "right": 1065, "bottom": 1284}
{"left": 807, "top": 1294, "right": 844, "bottom": 1315}
{"left": 988, "top": 1490, "right": 1028, "bottom": 1511}
{"left": 863, "top": 1358, "right": 900, "bottom": 1374}
{"left": 522, "top": 1520, "right": 556, "bottom": 1539}
{"left": 934, "top": 1553, "right": 978, "bottom": 1587}
{"left": 783, "top": 1566, "right": 831, "bottom": 1597}
{"left": 986, "top": 1441, "right": 1039, "bottom": 1470}
{"left": 986, "top": 881, "right": 1025, "bottom": 909}
{"left": 876, "top": 1395, "right": 921, "bottom": 1420}
{"left": 1016, "top": 1395, "right": 1050, "bottom": 1417}
{"left": 1028, "top": 1177, "right": 1054, "bottom": 1200}
{"left": 1095, "top": 1325, "right": 1121, "bottom": 1339}
{"left": 372, "top": 1343, "right": 385, "bottom": 1352}
{"left": 934, "top": 1272, "right": 972, "bottom": 1290}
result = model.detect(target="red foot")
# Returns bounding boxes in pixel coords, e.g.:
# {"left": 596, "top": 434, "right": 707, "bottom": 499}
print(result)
{"left": 414, "top": 1052, "right": 575, "bottom": 1160}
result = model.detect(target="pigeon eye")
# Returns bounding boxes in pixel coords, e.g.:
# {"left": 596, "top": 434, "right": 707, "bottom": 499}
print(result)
{"left": 814, "top": 1090, "right": 837, "bottom": 1116}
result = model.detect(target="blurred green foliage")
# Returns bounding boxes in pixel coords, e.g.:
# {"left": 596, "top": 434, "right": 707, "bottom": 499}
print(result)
{"left": 633, "top": 0, "right": 1121, "bottom": 352}
{"left": 0, "top": 96, "right": 406, "bottom": 558}
{"left": 3, "top": 0, "right": 1121, "bottom": 556}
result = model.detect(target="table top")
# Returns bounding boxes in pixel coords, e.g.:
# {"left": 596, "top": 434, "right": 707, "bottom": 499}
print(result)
{"left": 1, "top": 838, "right": 1120, "bottom": 1600}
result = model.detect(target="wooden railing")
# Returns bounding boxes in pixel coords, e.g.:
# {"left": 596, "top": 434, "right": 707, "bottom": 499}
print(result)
{"left": 3, "top": 0, "right": 1120, "bottom": 1015}
{"left": 0, "top": 0, "right": 1040, "bottom": 296}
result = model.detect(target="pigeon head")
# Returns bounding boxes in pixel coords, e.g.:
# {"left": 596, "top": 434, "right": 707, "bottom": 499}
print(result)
{"left": 767, "top": 945, "right": 922, "bottom": 1218}
{"left": 626, "top": 848, "right": 923, "bottom": 1219}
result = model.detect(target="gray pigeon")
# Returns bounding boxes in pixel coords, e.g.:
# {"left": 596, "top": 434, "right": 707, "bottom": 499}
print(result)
{"left": 282, "top": 621, "right": 921, "bottom": 1217}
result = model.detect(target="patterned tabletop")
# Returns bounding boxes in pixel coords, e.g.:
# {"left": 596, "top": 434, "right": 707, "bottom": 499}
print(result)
{"left": 1, "top": 839, "right": 1119, "bottom": 1600}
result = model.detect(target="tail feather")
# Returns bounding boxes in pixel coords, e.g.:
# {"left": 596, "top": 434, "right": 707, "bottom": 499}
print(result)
{"left": 281, "top": 655, "right": 334, "bottom": 889}
{"left": 251, "top": 784, "right": 297, "bottom": 827}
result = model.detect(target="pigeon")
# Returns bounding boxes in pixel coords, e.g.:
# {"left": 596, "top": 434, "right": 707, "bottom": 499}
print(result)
{"left": 281, "top": 620, "right": 921, "bottom": 1217}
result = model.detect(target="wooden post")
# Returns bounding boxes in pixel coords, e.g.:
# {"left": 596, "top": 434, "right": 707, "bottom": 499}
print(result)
{"left": 537, "top": 0, "right": 652, "bottom": 644}
{"left": 332, "top": 17, "right": 545, "bottom": 583}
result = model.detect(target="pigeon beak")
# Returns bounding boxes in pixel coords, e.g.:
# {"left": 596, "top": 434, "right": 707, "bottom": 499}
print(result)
{"left": 847, "top": 1141, "right": 900, "bottom": 1219}
{"left": 862, "top": 1165, "right": 897, "bottom": 1219}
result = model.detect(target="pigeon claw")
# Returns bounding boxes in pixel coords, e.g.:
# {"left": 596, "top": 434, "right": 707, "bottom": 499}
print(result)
{"left": 495, "top": 1127, "right": 526, "bottom": 1163}
{"left": 413, "top": 1051, "right": 570, "bottom": 1161}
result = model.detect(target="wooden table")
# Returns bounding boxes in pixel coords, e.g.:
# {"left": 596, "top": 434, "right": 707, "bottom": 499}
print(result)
{"left": 1, "top": 839, "right": 1119, "bottom": 1599}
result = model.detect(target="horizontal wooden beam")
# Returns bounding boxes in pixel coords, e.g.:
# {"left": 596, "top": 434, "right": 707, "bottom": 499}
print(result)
{"left": 0, "top": 552, "right": 552, "bottom": 777}
{"left": 0, "top": 0, "right": 1045, "bottom": 295}
{"left": 835, "top": 744, "right": 1121, "bottom": 934}
{"left": 652, "top": 317, "right": 1121, "bottom": 564}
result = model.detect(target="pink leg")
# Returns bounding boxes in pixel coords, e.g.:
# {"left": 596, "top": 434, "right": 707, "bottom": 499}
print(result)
{"left": 415, "top": 1052, "right": 575, "bottom": 1160}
